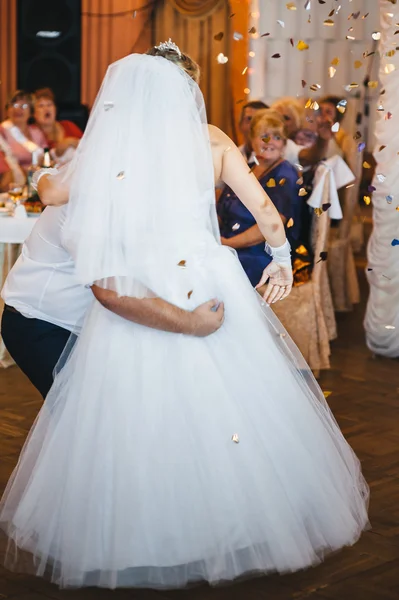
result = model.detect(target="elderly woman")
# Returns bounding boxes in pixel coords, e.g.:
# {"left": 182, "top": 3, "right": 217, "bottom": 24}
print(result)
{"left": 271, "top": 96, "right": 304, "bottom": 140}
{"left": 33, "top": 88, "right": 83, "bottom": 160}
{"left": 1, "top": 90, "right": 47, "bottom": 171}
{"left": 218, "top": 109, "right": 304, "bottom": 287}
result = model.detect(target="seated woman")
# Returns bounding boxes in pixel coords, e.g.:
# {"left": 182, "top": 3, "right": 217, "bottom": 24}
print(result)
{"left": 1, "top": 90, "right": 47, "bottom": 171}
{"left": 33, "top": 88, "right": 83, "bottom": 162}
{"left": 218, "top": 109, "right": 306, "bottom": 287}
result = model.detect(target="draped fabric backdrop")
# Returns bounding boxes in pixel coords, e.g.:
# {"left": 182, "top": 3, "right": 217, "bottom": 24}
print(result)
{"left": 153, "top": 0, "right": 249, "bottom": 139}
{"left": 364, "top": 0, "right": 399, "bottom": 357}
{"left": 81, "top": 0, "right": 155, "bottom": 108}
{"left": 0, "top": 0, "right": 17, "bottom": 122}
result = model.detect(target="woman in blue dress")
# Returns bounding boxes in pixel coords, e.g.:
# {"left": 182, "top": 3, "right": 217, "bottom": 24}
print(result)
{"left": 217, "top": 110, "right": 305, "bottom": 287}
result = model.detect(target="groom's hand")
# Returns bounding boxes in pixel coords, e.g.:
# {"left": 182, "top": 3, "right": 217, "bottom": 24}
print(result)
{"left": 189, "top": 299, "right": 225, "bottom": 337}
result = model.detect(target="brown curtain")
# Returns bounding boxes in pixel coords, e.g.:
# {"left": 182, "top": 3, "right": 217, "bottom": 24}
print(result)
{"left": 154, "top": 0, "right": 234, "bottom": 136}
{"left": 168, "top": 0, "right": 223, "bottom": 17}
{"left": 81, "top": 0, "right": 155, "bottom": 108}
{"left": 0, "top": 0, "right": 17, "bottom": 122}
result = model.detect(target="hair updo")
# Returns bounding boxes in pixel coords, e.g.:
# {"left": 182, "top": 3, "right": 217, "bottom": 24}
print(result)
{"left": 146, "top": 45, "right": 200, "bottom": 84}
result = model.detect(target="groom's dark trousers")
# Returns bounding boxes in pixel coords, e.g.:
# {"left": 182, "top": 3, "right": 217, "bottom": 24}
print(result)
{"left": 2, "top": 305, "right": 73, "bottom": 398}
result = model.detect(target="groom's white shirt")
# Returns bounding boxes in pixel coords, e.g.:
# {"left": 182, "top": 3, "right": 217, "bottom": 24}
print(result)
{"left": 1, "top": 206, "right": 92, "bottom": 333}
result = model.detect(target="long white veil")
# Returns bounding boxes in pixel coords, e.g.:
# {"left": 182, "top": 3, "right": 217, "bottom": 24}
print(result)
{"left": 59, "top": 53, "right": 219, "bottom": 298}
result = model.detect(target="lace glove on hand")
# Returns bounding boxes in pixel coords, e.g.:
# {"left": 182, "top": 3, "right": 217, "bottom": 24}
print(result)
{"left": 31, "top": 168, "right": 58, "bottom": 192}
{"left": 256, "top": 240, "right": 293, "bottom": 305}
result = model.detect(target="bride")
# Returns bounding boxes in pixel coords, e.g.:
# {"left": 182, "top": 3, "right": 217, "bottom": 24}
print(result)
{"left": 0, "top": 42, "right": 369, "bottom": 589}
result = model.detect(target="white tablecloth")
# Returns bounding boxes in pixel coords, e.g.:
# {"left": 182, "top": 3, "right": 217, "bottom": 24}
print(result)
{"left": 0, "top": 215, "right": 38, "bottom": 367}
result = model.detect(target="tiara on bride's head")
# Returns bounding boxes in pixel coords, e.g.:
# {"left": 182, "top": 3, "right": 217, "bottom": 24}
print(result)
{"left": 155, "top": 38, "right": 182, "bottom": 59}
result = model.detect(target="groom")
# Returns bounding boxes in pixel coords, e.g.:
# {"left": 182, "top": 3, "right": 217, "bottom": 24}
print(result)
{"left": 2, "top": 206, "right": 224, "bottom": 398}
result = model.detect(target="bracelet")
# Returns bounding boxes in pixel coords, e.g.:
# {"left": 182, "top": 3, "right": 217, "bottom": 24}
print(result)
{"left": 264, "top": 239, "right": 292, "bottom": 266}
{"left": 31, "top": 167, "right": 58, "bottom": 191}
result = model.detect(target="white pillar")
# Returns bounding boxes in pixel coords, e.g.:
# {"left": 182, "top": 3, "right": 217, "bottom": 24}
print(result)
{"left": 364, "top": 1, "right": 399, "bottom": 356}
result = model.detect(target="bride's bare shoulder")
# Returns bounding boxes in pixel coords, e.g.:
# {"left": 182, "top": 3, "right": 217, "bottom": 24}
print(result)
{"left": 208, "top": 124, "right": 232, "bottom": 149}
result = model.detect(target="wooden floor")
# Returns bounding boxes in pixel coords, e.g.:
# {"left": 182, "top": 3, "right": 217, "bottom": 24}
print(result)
{"left": 1, "top": 234, "right": 399, "bottom": 599}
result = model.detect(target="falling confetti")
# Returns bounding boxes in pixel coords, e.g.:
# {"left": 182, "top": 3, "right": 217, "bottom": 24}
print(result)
{"left": 362, "top": 13, "right": 369, "bottom": 19}
{"left": 217, "top": 53, "right": 228, "bottom": 64}
{"left": 233, "top": 32, "right": 243, "bottom": 41}
{"left": 187, "top": 290, "right": 193, "bottom": 299}
{"left": 242, "top": 66, "right": 248, "bottom": 75}
{"left": 386, "top": 50, "right": 396, "bottom": 57}
{"left": 386, "top": 195, "right": 393, "bottom": 203}
{"left": 384, "top": 64, "right": 396, "bottom": 74}
{"left": 272, "top": 53, "right": 281, "bottom": 58}
{"left": 177, "top": 260, "right": 187, "bottom": 267}
{"left": 336, "top": 99, "right": 347, "bottom": 113}
{"left": 104, "top": 101, "right": 114, "bottom": 110}
{"left": 317, "top": 251, "right": 328, "bottom": 262}
{"left": 368, "top": 81, "right": 379, "bottom": 88}
{"left": 249, "top": 26, "right": 257, "bottom": 34}
{"left": 302, "top": 79, "right": 307, "bottom": 88}
{"left": 391, "top": 239, "right": 399, "bottom": 246}
{"left": 385, "top": 112, "right": 393, "bottom": 120}
{"left": 358, "top": 142, "right": 366, "bottom": 152}
{"left": 266, "top": 178, "right": 276, "bottom": 187}
{"left": 231, "top": 433, "right": 240, "bottom": 443}
{"left": 310, "top": 83, "right": 321, "bottom": 91}
{"left": 277, "top": 20, "right": 285, "bottom": 27}
{"left": 377, "top": 104, "right": 385, "bottom": 111}
{"left": 354, "top": 131, "right": 362, "bottom": 140}
{"left": 329, "top": 66, "right": 337, "bottom": 78}
{"left": 363, "top": 161, "right": 371, "bottom": 169}
{"left": 279, "top": 178, "right": 286, "bottom": 186}
{"left": 214, "top": 32, "right": 224, "bottom": 41}
{"left": 354, "top": 60, "right": 363, "bottom": 69}
{"left": 363, "top": 195, "right": 371, "bottom": 205}
{"left": 304, "top": 0, "right": 311, "bottom": 8}
{"left": 368, "top": 185, "right": 376, "bottom": 193}
{"left": 322, "top": 202, "right": 331, "bottom": 211}
{"left": 324, "top": 19, "right": 334, "bottom": 26}
{"left": 232, "top": 223, "right": 240, "bottom": 231}
{"left": 290, "top": 38, "right": 294, "bottom": 47}
{"left": 323, "top": 391, "right": 332, "bottom": 398}
{"left": 385, "top": 325, "right": 396, "bottom": 330}
{"left": 331, "top": 122, "right": 340, "bottom": 132}
{"left": 346, "top": 36, "right": 355, "bottom": 41}
{"left": 299, "top": 188, "right": 308, "bottom": 196}
{"left": 286, "top": 2, "right": 297, "bottom": 9}
{"left": 287, "top": 218, "right": 294, "bottom": 228}
{"left": 331, "top": 57, "right": 340, "bottom": 66}
{"left": 328, "top": 9, "right": 335, "bottom": 17}
{"left": 372, "top": 32, "right": 381, "bottom": 40}
{"left": 116, "top": 171, "right": 125, "bottom": 179}
{"left": 261, "top": 32, "right": 271, "bottom": 37}
{"left": 376, "top": 174, "right": 386, "bottom": 183}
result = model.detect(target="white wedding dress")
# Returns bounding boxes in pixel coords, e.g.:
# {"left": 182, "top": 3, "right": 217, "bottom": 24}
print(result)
{"left": 0, "top": 53, "right": 369, "bottom": 590}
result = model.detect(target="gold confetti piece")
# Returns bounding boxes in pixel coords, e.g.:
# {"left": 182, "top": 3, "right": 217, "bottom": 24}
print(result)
{"left": 372, "top": 32, "right": 381, "bottom": 40}
{"left": 279, "top": 178, "right": 286, "bottom": 186}
{"left": 363, "top": 195, "right": 371, "bottom": 205}
{"left": 242, "top": 66, "right": 248, "bottom": 75}
{"left": 249, "top": 26, "right": 257, "bottom": 34}
{"left": 310, "top": 83, "right": 321, "bottom": 91}
{"left": 331, "top": 57, "right": 340, "bottom": 66}
{"left": 187, "top": 290, "right": 193, "bottom": 299}
{"left": 324, "top": 19, "right": 334, "bottom": 26}
{"left": 363, "top": 161, "right": 371, "bottom": 169}
{"left": 377, "top": 104, "right": 385, "bottom": 111}
{"left": 323, "top": 391, "right": 332, "bottom": 398}
{"left": 177, "top": 260, "right": 187, "bottom": 268}
{"left": 354, "top": 60, "right": 363, "bottom": 69}
{"left": 314, "top": 207, "right": 323, "bottom": 216}
{"left": 244, "top": 87, "right": 250, "bottom": 94}
{"left": 368, "top": 80, "right": 378, "bottom": 88}
{"left": 396, "top": 206, "right": 399, "bottom": 211}
{"left": 328, "top": 9, "right": 334, "bottom": 16}
{"left": 116, "top": 171, "right": 125, "bottom": 179}
{"left": 297, "top": 40, "right": 309, "bottom": 51}
{"left": 305, "top": 98, "right": 312, "bottom": 109}
{"left": 299, "top": 188, "right": 308, "bottom": 197}
{"left": 217, "top": 53, "right": 228, "bottom": 64}
{"left": 296, "top": 177, "right": 304, "bottom": 185}
{"left": 262, "top": 135, "right": 271, "bottom": 143}
{"left": 379, "top": 145, "right": 386, "bottom": 151}
{"left": 231, "top": 433, "right": 240, "bottom": 443}
{"left": 384, "top": 64, "right": 396, "bottom": 74}
{"left": 214, "top": 31, "right": 224, "bottom": 41}
{"left": 286, "top": 2, "right": 297, "bottom": 9}
{"left": 346, "top": 183, "right": 355, "bottom": 188}
{"left": 266, "top": 178, "right": 276, "bottom": 188}
{"left": 347, "top": 82, "right": 359, "bottom": 89}
{"left": 362, "top": 13, "right": 369, "bottom": 19}
{"left": 329, "top": 66, "right": 336, "bottom": 78}
{"left": 386, "top": 50, "right": 396, "bottom": 57}
{"left": 287, "top": 218, "right": 294, "bottom": 228}
{"left": 249, "top": 51, "right": 255, "bottom": 57}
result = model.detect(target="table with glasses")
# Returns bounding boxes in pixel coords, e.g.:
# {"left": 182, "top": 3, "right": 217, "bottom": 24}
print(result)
{"left": 0, "top": 212, "right": 37, "bottom": 367}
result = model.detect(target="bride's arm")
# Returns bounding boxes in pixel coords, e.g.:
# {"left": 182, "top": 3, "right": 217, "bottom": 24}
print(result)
{"left": 209, "top": 125, "right": 286, "bottom": 249}
{"left": 37, "top": 173, "right": 69, "bottom": 206}
{"left": 91, "top": 285, "right": 224, "bottom": 337}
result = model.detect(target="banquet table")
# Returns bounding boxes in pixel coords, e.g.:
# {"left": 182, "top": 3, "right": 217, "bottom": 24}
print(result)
{"left": 0, "top": 214, "right": 37, "bottom": 367}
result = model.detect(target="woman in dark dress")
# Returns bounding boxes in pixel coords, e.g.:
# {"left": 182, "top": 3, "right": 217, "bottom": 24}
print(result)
{"left": 217, "top": 110, "right": 304, "bottom": 287}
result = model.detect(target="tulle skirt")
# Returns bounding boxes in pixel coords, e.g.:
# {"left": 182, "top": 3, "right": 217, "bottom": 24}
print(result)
{"left": 0, "top": 244, "right": 369, "bottom": 589}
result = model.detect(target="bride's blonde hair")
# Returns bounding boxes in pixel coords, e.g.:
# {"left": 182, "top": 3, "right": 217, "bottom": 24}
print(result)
{"left": 146, "top": 45, "right": 200, "bottom": 84}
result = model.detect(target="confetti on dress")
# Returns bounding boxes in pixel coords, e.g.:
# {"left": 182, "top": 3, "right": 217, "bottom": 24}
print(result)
{"left": 187, "top": 290, "right": 193, "bottom": 299}
{"left": 299, "top": 188, "right": 308, "bottom": 197}
{"left": 178, "top": 260, "right": 187, "bottom": 267}
{"left": 363, "top": 195, "right": 371, "bottom": 205}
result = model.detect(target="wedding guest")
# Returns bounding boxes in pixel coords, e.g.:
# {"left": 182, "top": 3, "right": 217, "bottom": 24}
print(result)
{"left": 319, "top": 95, "right": 357, "bottom": 174}
{"left": 238, "top": 100, "right": 269, "bottom": 161}
{"left": 271, "top": 96, "right": 304, "bottom": 140}
{"left": 218, "top": 109, "right": 303, "bottom": 286}
{"left": 33, "top": 88, "right": 83, "bottom": 160}
{"left": 1, "top": 90, "right": 47, "bottom": 170}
